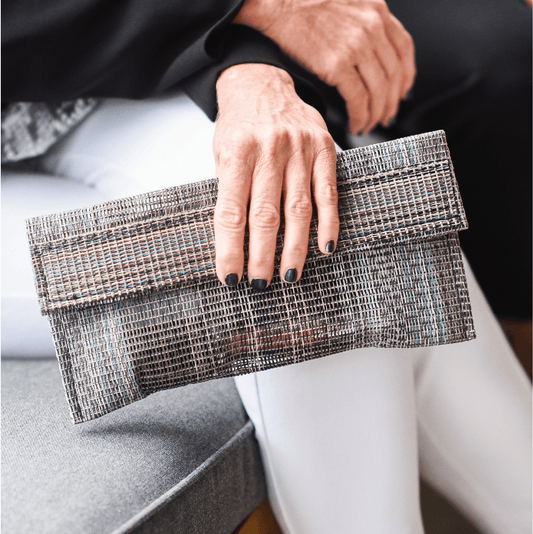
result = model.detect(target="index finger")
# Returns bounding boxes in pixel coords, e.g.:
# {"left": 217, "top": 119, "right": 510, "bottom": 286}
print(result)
{"left": 213, "top": 148, "right": 254, "bottom": 287}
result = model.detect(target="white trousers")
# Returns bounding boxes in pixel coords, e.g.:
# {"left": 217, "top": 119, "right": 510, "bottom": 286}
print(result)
{"left": 38, "top": 93, "right": 532, "bottom": 534}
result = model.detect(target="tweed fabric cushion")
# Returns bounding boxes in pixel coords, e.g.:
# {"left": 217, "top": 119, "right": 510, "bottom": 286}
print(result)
{"left": 27, "top": 130, "right": 475, "bottom": 423}
{"left": 1, "top": 99, "right": 98, "bottom": 163}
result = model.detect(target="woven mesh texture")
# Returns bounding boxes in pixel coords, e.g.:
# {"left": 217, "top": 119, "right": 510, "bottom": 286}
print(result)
{"left": 27, "top": 131, "right": 475, "bottom": 423}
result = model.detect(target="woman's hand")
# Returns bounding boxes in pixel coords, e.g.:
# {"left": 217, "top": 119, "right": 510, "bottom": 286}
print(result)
{"left": 214, "top": 63, "right": 339, "bottom": 289}
{"left": 235, "top": 0, "right": 416, "bottom": 134}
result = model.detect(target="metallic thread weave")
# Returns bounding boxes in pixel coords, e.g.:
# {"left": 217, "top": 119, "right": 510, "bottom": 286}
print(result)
{"left": 27, "top": 130, "right": 475, "bottom": 423}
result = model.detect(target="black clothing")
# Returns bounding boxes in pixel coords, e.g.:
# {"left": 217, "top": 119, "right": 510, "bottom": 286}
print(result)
{"left": 3, "top": 0, "right": 245, "bottom": 110}
{"left": 385, "top": 0, "right": 532, "bottom": 319}
{"left": 2, "top": 0, "right": 531, "bottom": 317}
{"left": 2, "top": 0, "right": 337, "bottom": 122}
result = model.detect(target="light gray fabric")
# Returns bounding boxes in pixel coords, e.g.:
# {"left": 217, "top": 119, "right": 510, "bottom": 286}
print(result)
{"left": 1, "top": 359, "right": 266, "bottom": 534}
{"left": 1, "top": 171, "right": 108, "bottom": 358}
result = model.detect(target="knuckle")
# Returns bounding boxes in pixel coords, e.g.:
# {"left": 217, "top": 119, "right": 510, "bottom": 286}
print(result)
{"left": 390, "top": 60, "right": 403, "bottom": 78}
{"left": 286, "top": 195, "right": 313, "bottom": 221}
{"left": 249, "top": 202, "right": 280, "bottom": 230}
{"left": 306, "top": 105, "right": 328, "bottom": 129}
{"left": 288, "top": 242, "right": 309, "bottom": 259}
{"left": 370, "top": 0, "right": 391, "bottom": 20}
{"left": 313, "top": 144, "right": 336, "bottom": 170}
{"left": 216, "top": 152, "right": 240, "bottom": 173}
{"left": 399, "top": 32, "right": 415, "bottom": 56}
{"left": 265, "top": 123, "right": 290, "bottom": 142}
{"left": 316, "top": 181, "right": 339, "bottom": 205}
{"left": 215, "top": 129, "right": 257, "bottom": 162}
{"left": 352, "top": 28, "right": 371, "bottom": 50}
{"left": 315, "top": 130, "right": 335, "bottom": 151}
{"left": 215, "top": 202, "right": 247, "bottom": 231}
{"left": 372, "top": 0, "right": 389, "bottom": 15}
{"left": 291, "top": 128, "right": 312, "bottom": 149}
{"left": 365, "top": 13, "right": 385, "bottom": 35}
{"left": 257, "top": 127, "right": 291, "bottom": 157}
{"left": 323, "top": 54, "right": 348, "bottom": 85}
{"left": 227, "top": 128, "right": 255, "bottom": 149}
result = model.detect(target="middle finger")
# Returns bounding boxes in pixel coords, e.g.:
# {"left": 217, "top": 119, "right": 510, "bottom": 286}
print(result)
{"left": 247, "top": 149, "right": 285, "bottom": 290}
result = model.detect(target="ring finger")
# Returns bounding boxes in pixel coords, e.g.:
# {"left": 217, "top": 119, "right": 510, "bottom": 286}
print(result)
{"left": 279, "top": 150, "right": 314, "bottom": 284}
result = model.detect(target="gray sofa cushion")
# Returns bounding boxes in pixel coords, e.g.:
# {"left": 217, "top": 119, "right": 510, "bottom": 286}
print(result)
{"left": 2, "top": 358, "right": 266, "bottom": 534}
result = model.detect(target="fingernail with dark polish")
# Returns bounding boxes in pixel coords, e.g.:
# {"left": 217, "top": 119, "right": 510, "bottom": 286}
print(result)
{"left": 225, "top": 273, "right": 239, "bottom": 287}
{"left": 284, "top": 268, "right": 298, "bottom": 283}
{"left": 326, "top": 240, "right": 335, "bottom": 254}
{"left": 250, "top": 278, "right": 268, "bottom": 292}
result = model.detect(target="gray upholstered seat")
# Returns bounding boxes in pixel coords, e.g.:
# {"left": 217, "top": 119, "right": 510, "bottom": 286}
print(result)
{"left": 1, "top": 359, "right": 266, "bottom": 534}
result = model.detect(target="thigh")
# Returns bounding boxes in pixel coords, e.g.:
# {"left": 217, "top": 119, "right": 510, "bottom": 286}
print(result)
{"left": 1, "top": 171, "right": 108, "bottom": 357}
{"left": 413, "top": 256, "right": 532, "bottom": 534}
{"left": 8, "top": 91, "right": 217, "bottom": 356}
{"left": 235, "top": 348, "right": 424, "bottom": 534}
{"left": 40, "top": 91, "right": 217, "bottom": 199}
{"left": 387, "top": 0, "right": 531, "bottom": 104}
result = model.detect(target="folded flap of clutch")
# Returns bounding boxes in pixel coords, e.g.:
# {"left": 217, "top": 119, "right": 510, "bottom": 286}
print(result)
{"left": 27, "top": 130, "right": 467, "bottom": 314}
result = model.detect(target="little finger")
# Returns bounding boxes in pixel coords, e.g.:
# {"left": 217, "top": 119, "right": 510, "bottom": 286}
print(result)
{"left": 312, "top": 142, "right": 339, "bottom": 255}
{"left": 383, "top": 15, "right": 416, "bottom": 98}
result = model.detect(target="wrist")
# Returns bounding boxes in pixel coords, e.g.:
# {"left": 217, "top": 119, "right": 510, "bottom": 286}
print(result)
{"left": 216, "top": 63, "right": 295, "bottom": 108}
{"left": 233, "top": 0, "right": 284, "bottom": 33}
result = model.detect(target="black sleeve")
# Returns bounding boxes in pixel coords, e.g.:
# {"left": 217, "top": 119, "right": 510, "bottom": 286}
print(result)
{"left": 2, "top": 0, "right": 346, "bottom": 125}
{"left": 2, "top": 0, "right": 245, "bottom": 102}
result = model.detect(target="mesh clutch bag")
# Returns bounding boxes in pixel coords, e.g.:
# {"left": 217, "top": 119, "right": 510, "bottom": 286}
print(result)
{"left": 27, "top": 130, "right": 475, "bottom": 423}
